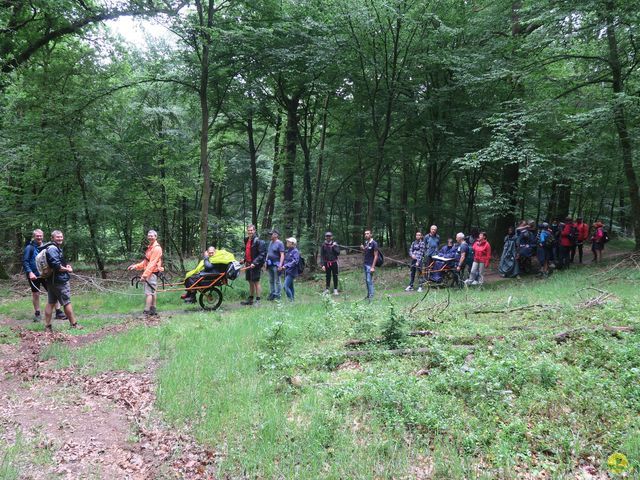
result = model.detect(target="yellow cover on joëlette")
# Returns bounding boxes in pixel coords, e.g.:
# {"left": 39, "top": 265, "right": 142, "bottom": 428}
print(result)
{"left": 184, "top": 249, "right": 236, "bottom": 280}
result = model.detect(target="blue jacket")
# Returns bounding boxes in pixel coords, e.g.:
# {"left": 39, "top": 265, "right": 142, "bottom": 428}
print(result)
{"left": 45, "top": 244, "right": 70, "bottom": 284}
{"left": 22, "top": 240, "right": 40, "bottom": 274}
{"left": 425, "top": 234, "right": 440, "bottom": 257}
{"left": 283, "top": 247, "right": 300, "bottom": 277}
{"left": 438, "top": 245, "right": 456, "bottom": 258}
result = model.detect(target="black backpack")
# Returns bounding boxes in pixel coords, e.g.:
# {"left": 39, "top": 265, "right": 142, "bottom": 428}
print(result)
{"left": 568, "top": 225, "right": 579, "bottom": 244}
{"left": 375, "top": 250, "right": 384, "bottom": 267}
{"left": 297, "top": 256, "right": 306, "bottom": 274}
{"left": 602, "top": 230, "right": 610, "bottom": 244}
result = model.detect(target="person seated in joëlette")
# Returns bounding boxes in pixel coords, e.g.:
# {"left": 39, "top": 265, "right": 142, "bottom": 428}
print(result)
{"left": 182, "top": 247, "right": 235, "bottom": 303}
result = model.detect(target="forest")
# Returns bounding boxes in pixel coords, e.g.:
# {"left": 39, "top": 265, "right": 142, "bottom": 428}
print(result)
{"left": 1, "top": 0, "right": 639, "bottom": 276}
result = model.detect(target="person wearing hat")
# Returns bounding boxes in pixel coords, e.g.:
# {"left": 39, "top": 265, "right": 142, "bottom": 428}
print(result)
{"left": 266, "top": 228, "right": 285, "bottom": 300}
{"left": 320, "top": 231, "right": 340, "bottom": 295}
{"left": 591, "top": 221, "right": 605, "bottom": 263}
{"left": 279, "top": 237, "right": 300, "bottom": 301}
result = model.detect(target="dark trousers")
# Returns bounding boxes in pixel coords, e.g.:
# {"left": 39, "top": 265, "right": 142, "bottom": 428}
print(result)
{"left": 571, "top": 242, "right": 584, "bottom": 263}
{"left": 325, "top": 262, "right": 339, "bottom": 289}
{"left": 558, "top": 245, "right": 571, "bottom": 269}
{"left": 409, "top": 264, "right": 418, "bottom": 287}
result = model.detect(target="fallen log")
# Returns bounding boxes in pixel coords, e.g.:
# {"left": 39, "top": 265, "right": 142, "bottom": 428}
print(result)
{"left": 345, "top": 330, "right": 437, "bottom": 347}
{"left": 344, "top": 345, "right": 475, "bottom": 358}
{"left": 473, "top": 304, "right": 555, "bottom": 314}
{"left": 555, "top": 325, "right": 636, "bottom": 343}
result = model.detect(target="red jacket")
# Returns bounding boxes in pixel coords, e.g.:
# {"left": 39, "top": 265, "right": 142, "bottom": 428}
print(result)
{"left": 472, "top": 239, "right": 491, "bottom": 266}
{"left": 560, "top": 223, "right": 574, "bottom": 247}
{"left": 576, "top": 222, "right": 589, "bottom": 242}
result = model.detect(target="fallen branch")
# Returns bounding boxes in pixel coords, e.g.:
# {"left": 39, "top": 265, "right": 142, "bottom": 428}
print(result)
{"left": 576, "top": 292, "right": 615, "bottom": 309}
{"left": 555, "top": 325, "right": 636, "bottom": 343}
{"left": 345, "top": 331, "right": 502, "bottom": 348}
{"left": 345, "top": 330, "right": 435, "bottom": 347}
{"left": 344, "top": 345, "right": 475, "bottom": 358}
{"left": 473, "top": 304, "right": 554, "bottom": 314}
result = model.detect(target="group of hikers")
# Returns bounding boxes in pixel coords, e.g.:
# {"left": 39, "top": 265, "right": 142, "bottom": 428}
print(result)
{"left": 22, "top": 217, "right": 611, "bottom": 330}
{"left": 497, "top": 218, "right": 609, "bottom": 279}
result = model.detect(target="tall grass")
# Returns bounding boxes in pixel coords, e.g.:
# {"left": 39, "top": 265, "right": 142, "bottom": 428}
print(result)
{"left": 26, "top": 260, "right": 640, "bottom": 477}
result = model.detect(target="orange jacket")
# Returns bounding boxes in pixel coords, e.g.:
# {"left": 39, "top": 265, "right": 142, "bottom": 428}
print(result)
{"left": 132, "top": 241, "right": 163, "bottom": 280}
{"left": 472, "top": 239, "right": 492, "bottom": 266}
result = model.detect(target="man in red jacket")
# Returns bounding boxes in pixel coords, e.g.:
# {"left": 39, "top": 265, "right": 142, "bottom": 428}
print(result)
{"left": 465, "top": 232, "right": 491, "bottom": 286}
{"left": 571, "top": 217, "right": 589, "bottom": 264}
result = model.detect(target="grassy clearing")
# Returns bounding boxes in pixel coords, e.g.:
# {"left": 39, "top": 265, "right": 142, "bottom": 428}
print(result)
{"left": 8, "top": 256, "right": 640, "bottom": 478}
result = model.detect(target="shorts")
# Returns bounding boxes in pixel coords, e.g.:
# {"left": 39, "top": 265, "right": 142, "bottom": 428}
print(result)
{"left": 47, "top": 281, "right": 72, "bottom": 307}
{"left": 26, "top": 274, "right": 47, "bottom": 293}
{"left": 245, "top": 266, "right": 262, "bottom": 282}
{"left": 144, "top": 274, "right": 158, "bottom": 295}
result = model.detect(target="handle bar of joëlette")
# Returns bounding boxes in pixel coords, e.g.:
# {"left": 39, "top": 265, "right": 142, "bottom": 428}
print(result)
{"left": 130, "top": 266, "right": 250, "bottom": 293}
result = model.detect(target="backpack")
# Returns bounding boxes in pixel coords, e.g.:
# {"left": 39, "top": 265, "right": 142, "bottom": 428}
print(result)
{"left": 35, "top": 242, "right": 55, "bottom": 278}
{"left": 601, "top": 229, "right": 610, "bottom": 244}
{"left": 543, "top": 232, "right": 555, "bottom": 248}
{"left": 375, "top": 250, "right": 384, "bottom": 267}
{"left": 297, "top": 256, "right": 306, "bottom": 274}
{"left": 464, "top": 244, "right": 474, "bottom": 267}
{"left": 568, "top": 225, "right": 579, "bottom": 244}
{"left": 226, "top": 261, "right": 242, "bottom": 280}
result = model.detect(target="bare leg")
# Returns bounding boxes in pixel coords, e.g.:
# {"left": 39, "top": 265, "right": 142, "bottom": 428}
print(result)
{"left": 145, "top": 295, "right": 154, "bottom": 311}
{"left": 32, "top": 292, "right": 40, "bottom": 313}
{"left": 254, "top": 281, "right": 261, "bottom": 299}
{"left": 44, "top": 302, "right": 54, "bottom": 329}
{"left": 63, "top": 303, "right": 77, "bottom": 325}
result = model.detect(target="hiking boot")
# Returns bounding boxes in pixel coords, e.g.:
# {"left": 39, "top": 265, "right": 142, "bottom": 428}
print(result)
{"left": 322, "top": 289, "right": 329, "bottom": 295}
{"left": 70, "top": 323, "right": 83, "bottom": 330}
{"left": 333, "top": 289, "right": 339, "bottom": 296}
{"left": 180, "top": 293, "right": 189, "bottom": 299}
{"left": 143, "top": 310, "right": 150, "bottom": 316}
{"left": 55, "top": 310, "right": 67, "bottom": 320}
{"left": 44, "top": 325, "right": 53, "bottom": 333}
{"left": 184, "top": 297, "right": 196, "bottom": 304}
{"left": 405, "top": 286, "right": 414, "bottom": 292}
{"left": 240, "top": 297, "right": 254, "bottom": 306}
{"left": 253, "top": 299, "right": 261, "bottom": 307}
{"left": 32, "top": 313, "right": 41, "bottom": 323}
{"left": 149, "top": 307, "right": 158, "bottom": 316}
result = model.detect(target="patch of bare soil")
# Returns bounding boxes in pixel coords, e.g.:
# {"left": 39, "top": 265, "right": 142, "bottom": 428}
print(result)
{"left": 0, "top": 323, "right": 222, "bottom": 479}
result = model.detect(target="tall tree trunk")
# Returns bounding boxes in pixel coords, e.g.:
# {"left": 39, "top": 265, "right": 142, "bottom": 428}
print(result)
{"left": 282, "top": 97, "right": 299, "bottom": 233}
{"left": 262, "top": 115, "right": 282, "bottom": 231}
{"left": 556, "top": 180, "right": 571, "bottom": 220}
{"left": 397, "top": 155, "right": 409, "bottom": 251}
{"left": 155, "top": 113, "right": 168, "bottom": 247}
{"left": 247, "top": 111, "right": 258, "bottom": 226}
{"left": 196, "top": 0, "right": 215, "bottom": 253}
{"left": 181, "top": 196, "right": 188, "bottom": 255}
{"left": 74, "top": 163, "right": 106, "bottom": 278}
{"left": 605, "top": 2, "right": 640, "bottom": 249}
{"left": 0, "top": 261, "right": 9, "bottom": 280}
{"left": 492, "top": 1, "right": 526, "bottom": 250}
{"left": 312, "top": 94, "right": 330, "bottom": 228}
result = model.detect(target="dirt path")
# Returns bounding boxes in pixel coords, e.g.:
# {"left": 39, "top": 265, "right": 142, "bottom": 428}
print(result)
{"left": 0, "top": 319, "right": 222, "bottom": 479}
